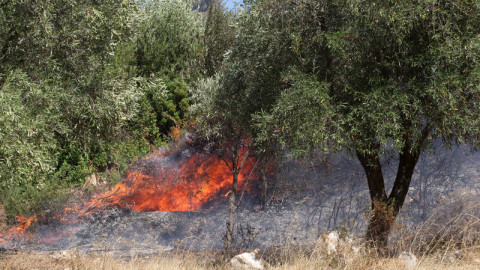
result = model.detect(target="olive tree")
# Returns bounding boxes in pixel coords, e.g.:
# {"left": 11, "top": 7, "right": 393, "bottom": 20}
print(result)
{"left": 0, "top": 0, "right": 140, "bottom": 217}
{"left": 255, "top": 0, "right": 480, "bottom": 249}
{"left": 191, "top": 71, "right": 256, "bottom": 255}
{"left": 204, "top": 0, "right": 235, "bottom": 76}
{"left": 135, "top": 0, "right": 204, "bottom": 79}
{"left": 191, "top": 1, "right": 299, "bottom": 253}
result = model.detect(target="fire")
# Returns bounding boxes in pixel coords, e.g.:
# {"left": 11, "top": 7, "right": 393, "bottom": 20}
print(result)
{"left": 0, "top": 144, "right": 257, "bottom": 246}
{"left": 64, "top": 150, "right": 256, "bottom": 216}
{"left": 0, "top": 215, "right": 38, "bottom": 246}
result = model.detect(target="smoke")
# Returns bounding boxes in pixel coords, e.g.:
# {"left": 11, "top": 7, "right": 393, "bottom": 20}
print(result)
{"left": 1, "top": 139, "right": 479, "bottom": 253}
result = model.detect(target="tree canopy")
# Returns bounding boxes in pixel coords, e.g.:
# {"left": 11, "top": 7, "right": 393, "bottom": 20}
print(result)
{"left": 0, "top": 0, "right": 204, "bottom": 219}
{"left": 195, "top": 0, "right": 480, "bottom": 248}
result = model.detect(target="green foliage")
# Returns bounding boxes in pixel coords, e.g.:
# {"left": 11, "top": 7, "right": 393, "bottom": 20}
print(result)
{"left": 204, "top": 0, "right": 235, "bottom": 76}
{"left": 193, "top": 0, "right": 480, "bottom": 246}
{"left": 0, "top": 70, "right": 65, "bottom": 221}
{"left": 0, "top": 70, "right": 57, "bottom": 193}
{"left": 108, "top": 135, "right": 153, "bottom": 177}
{"left": 0, "top": 0, "right": 208, "bottom": 220}
{"left": 126, "top": 0, "right": 202, "bottom": 143}
{"left": 0, "top": 0, "right": 143, "bottom": 219}
{"left": 0, "top": 0, "right": 136, "bottom": 80}
{"left": 194, "top": 0, "right": 340, "bottom": 159}
{"left": 135, "top": 0, "right": 204, "bottom": 80}
{"left": 191, "top": 75, "right": 233, "bottom": 140}
{"left": 250, "top": 0, "right": 480, "bottom": 156}
{"left": 241, "top": 0, "right": 480, "bottom": 245}
{"left": 0, "top": 0, "right": 142, "bottom": 156}
{"left": 160, "top": 77, "right": 190, "bottom": 134}
{"left": 2, "top": 176, "right": 67, "bottom": 223}
{"left": 256, "top": 70, "right": 338, "bottom": 156}
{"left": 129, "top": 77, "right": 167, "bottom": 144}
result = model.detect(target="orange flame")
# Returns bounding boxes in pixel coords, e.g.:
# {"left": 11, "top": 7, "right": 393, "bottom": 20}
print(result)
{"left": 0, "top": 145, "right": 257, "bottom": 246}
{"left": 68, "top": 150, "right": 256, "bottom": 215}
{"left": 0, "top": 215, "right": 38, "bottom": 246}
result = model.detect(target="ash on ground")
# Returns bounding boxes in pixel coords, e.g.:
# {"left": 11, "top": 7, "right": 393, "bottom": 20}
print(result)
{"left": 8, "top": 146, "right": 480, "bottom": 255}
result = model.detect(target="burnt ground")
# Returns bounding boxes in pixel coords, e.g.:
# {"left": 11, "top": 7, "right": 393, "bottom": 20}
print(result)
{"left": 2, "top": 146, "right": 480, "bottom": 255}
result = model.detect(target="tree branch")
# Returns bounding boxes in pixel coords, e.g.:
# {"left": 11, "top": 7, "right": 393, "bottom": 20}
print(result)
{"left": 236, "top": 157, "right": 258, "bottom": 208}
{"left": 356, "top": 150, "right": 387, "bottom": 204}
{"left": 220, "top": 155, "right": 233, "bottom": 172}
{"left": 387, "top": 122, "right": 432, "bottom": 214}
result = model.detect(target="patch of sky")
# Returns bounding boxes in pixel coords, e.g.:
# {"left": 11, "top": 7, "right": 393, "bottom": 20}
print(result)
{"left": 224, "top": 0, "right": 243, "bottom": 10}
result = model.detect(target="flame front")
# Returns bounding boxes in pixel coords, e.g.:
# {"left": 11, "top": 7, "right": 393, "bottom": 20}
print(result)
{"left": 69, "top": 151, "right": 255, "bottom": 215}
{"left": 0, "top": 146, "right": 257, "bottom": 246}
{"left": 0, "top": 215, "right": 37, "bottom": 247}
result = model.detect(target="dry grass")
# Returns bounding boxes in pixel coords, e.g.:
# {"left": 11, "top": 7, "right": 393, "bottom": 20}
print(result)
{"left": 0, "top": 250, "right": 211, "bottom": 270}
{"left": 267, "top": 249, "right": 480, "bottom": 270}
{"left": 3, "top": 246, "right": 480, "bottom": 270}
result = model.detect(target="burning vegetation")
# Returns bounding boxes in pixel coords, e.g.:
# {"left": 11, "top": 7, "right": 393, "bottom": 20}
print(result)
{"left": 0, "top": 142, "right": 257, "bottom": 248}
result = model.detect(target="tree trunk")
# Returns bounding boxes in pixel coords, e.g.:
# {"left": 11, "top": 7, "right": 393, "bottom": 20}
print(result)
{"left": 365, "top": 201, "right": 391, "bottom": 250}
{"left": 388, "top": 149, "right": 420, "bottom": 217}
{"left": 356, "top": 151, "right": 389, "bottom": 249}
{"left": 261, "top": 167, "right": 267, "bottom": 209}
{"left": 224, "top": 149, "right": 239, "bottom": 255}
{"left": 357, "top": 145, "right": 421, "bottom": 252}
{"left": 225, "top": 170, "right": 238, "bottom": 254}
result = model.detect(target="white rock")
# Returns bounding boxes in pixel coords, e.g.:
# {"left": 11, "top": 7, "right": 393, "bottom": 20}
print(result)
{"left": 324, "top": 231, "right": 339, "bottom": 254}
{"left": 316, "top": 230, "right": 362, "bottom": 258}
{"left": 351, "top": 245, "right": 361, "bottom": 254}
{"left": 399, "top": 251, "right": 417, "bottom": 269}
{"left": 84, "top": 173, "right": 98, "bottom": 187}
{"left": 228, "top": 250, "right": 265, "bottom": 270}
{"left": 318, "top": 231, "right": 347, "bottom": 255}
{"left": 50, "top": 253, "right": 64, "bottom": 260}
